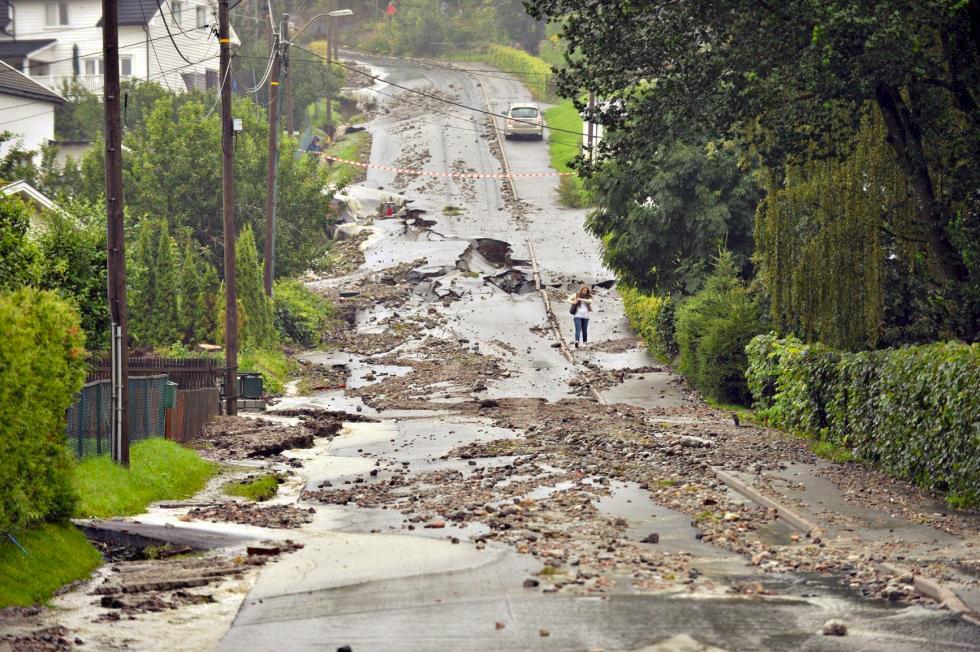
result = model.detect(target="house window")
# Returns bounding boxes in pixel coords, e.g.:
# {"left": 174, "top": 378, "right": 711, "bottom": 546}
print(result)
{"left": 120, "top": 57, "right": 132, "bottom": 77}
{"left": 171, "top": 1, "right": 182, "bottom": 25}
{"left": 28, "top": 60, "right": 51, "bottom": 76}
{"left": 84, "top": 58, "right": 104, "bottom": 75}
{"left": 196, "top": 6, "right": 208, "bottom": 28}
{"left": 44, "top": 2, "right": 69, "bottom": 26}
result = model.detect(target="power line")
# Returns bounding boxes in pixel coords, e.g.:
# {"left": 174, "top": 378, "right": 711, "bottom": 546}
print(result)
{"left": 154, "top": 0, "right": 196, "bottom": 64}
{"left": 140, "top": 0, "right": 175, "bottom": 91}
{"left": 0, "top": 25, "right": 216, "bottom": 78}
{"left": 0, "top": 54, "right": 222, "bottom": 129}
{"left": 290, "top": 43, "right": 589, "bottom": 138}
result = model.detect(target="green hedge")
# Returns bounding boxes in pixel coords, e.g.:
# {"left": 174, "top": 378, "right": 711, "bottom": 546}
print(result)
{"left": 483, "top": 45, "right": 554, "bottom": 101}
{"left": 620, "top": 287, "right": 678, "bottom": 363}
{"left": 746, "top": 334, "right": 980, "bottom": 506}
{"left": 0, "top": 289, "right": 87, "bottom": 532}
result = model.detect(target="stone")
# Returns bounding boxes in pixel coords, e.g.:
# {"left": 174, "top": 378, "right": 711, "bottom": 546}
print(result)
{"left": 523, "top": 578, "right": 540, "bottom": 588}
{"left": 539, "top": 629, "right": 550, "bottom": 637}
{"left": 640, "top": 533, "right": 660, "bottom": 544}
{"left": 822, "top": 620, "right": 847, "bottom": 636}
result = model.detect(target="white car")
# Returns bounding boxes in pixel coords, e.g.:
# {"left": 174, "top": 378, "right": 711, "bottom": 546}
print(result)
{"left": 504, "top": 103, "right": 544, "bottom": 140}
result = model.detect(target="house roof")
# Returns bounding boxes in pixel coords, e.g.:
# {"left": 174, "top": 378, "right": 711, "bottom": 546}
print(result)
{"left": 1, "top": 180, "right": 58, "bottom": 213}
{"left": 0, "top": 60, "right": 64, "bottom": 103}
{"left": 96, "top": 0, "right": 162, "bottom": 27}
{"left": 0, "top": 39, "right": 57, "bottom": 59}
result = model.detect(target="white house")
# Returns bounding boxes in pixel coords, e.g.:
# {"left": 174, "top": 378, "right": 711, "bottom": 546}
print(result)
{"left": 0, "top": 0, "right": 237, "bottom": 94}
{"left": 0, "top": 59, "right": 63, "bottom": 158}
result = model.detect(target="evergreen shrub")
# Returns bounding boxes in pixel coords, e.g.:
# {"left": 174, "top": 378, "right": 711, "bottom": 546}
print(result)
{"left": 674, "top": 253, "right": 764, "bottom": 404}
{"left": 0, "top": 289, "right": 86, "bottom": 531}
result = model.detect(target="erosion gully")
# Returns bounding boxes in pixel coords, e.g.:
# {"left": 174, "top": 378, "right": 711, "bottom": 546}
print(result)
{"left": 4, "top": 55, "right": 979, "bottom": 652}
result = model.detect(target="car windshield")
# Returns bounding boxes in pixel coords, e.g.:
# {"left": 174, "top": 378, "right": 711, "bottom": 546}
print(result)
{"left": 510, "top": 107, "right": 538, "bottom": 119}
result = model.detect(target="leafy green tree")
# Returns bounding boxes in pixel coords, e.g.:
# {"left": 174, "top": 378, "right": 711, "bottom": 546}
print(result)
{"left": 0, "top": 197, "right": 39, "bottom": 292}
{"left": 34, "top": 199, "right": 109, "bottom": 350}
{"left": 587, "top": 140, "right": 758, "bottom": 294}
{"left": 526, "top": 0, "right": 978, "bottom": 288}
{"left": 128, "top": 220, "right": 156, "bottom": 346}
{"left": 235, "top": 225, "right": 276, "bottom": 349}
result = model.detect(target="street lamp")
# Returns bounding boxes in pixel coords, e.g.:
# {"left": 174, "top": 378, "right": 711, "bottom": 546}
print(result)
{"left": 291, "top": 8, "right": 353, "bottom": 132}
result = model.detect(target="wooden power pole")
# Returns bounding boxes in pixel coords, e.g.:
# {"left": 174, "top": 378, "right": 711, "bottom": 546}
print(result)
{"left": 102, "top": 0, "right": 129, "bottom": 466}
{"left": 263, "top": 22, "right": 281, "bottom": 296}
{"left": 219, "top": 0, "right": 238, "bottom": 416}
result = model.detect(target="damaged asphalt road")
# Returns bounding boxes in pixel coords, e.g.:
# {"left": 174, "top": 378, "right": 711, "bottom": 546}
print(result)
{"left": 215, "top": 54, "right": 980, "bottom": 652}
{"left": 11, "top": 55, "right": 978, "bottom": 652}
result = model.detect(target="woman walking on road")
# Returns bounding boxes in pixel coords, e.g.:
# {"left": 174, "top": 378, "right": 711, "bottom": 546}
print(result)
{"left": 568, "top": 285, "right": 593, "bottom": 348}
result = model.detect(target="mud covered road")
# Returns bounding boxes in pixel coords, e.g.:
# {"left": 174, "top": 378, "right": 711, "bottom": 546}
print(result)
{"left": 216, "top": 55, "right": 980, "bottom": 651}
{"left": 5, "top": 56, "right": 978, "bottom": 652}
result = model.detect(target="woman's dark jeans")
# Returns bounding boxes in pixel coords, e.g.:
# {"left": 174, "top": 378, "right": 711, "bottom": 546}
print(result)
{"left": 574, "top": 317, "right": 589, "bottom": 343}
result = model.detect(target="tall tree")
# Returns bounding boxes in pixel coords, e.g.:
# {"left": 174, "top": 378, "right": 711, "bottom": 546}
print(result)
{"left": 526, "top": 0, "right": 979, "bottom": 286}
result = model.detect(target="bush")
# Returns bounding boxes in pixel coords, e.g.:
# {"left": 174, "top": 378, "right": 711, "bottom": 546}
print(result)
{"left": 746, "top": 334, "right": 980, "bottom": 506}
{"left": 620, "top": 287, "right": 677, "bottom": 362}
{"left": 674, "top": 252, "right": 764, "bottom": 404}
{"left": 274, "top": 280, "right": 333, "bottom": 347}
{"left": 0, "top": 289, "right": 86, "bottom": 532}
{"left": 483, "top": 45, "right": 554, "bottom": 101}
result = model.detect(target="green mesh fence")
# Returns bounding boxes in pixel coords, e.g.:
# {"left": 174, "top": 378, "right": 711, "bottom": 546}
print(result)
{"left": 65, "top": 375, "right": 169, "bottom": 458}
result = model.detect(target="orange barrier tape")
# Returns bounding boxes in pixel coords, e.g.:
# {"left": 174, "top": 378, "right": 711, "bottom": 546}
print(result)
{"left": 315, "top": 153, "right": 575, "bottom": 179}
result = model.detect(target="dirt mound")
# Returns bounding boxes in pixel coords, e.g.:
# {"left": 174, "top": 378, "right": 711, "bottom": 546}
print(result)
{"left": 186, "top": 503, "right": 315, "bottom": 529}
{"left": 197, "top": 417, "right": 314, "bottom": 460}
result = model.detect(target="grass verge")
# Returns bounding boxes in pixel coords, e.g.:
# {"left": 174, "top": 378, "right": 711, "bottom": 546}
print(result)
{"left": 322, "top": 131, "right": 373, "bottom": 186}
{"left": 74, "top": 439, "right": 217, "bottom": 518}
{"left": 224, "top": 474, "right": 279, "bottom": 502}
{"left": 543, "top": 100, "right": 590, "bottom": 207}
{"left": 239, "top": 348, "right": 298, "bottom": 396}
{"left": 0, "top": 522, "right": 101, "bottom": 607}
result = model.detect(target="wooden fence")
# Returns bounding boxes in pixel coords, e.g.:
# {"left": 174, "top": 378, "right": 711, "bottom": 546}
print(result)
{"left": 165, "top": 388, "right": 220, "bottom": 443}
{"left": 88, "top": 356, "right": 221, "bottom": 390}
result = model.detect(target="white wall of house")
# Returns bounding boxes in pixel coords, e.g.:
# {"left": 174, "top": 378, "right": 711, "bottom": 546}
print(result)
{"left": 6, "top": 0, "right": 227, "bottom": 93}
{"left": 0, "top": 92, "right": 56, "bottom": 158}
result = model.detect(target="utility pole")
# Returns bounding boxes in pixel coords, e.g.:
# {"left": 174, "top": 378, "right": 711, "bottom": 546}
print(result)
{"left": 263, "top": 21, "right": 281, "bottom": 296}
{"left": 103, "top": 0, "right": 129, "bottom": 466}
{"left": 219, "top": 0, "right": 238, "bottom": 416}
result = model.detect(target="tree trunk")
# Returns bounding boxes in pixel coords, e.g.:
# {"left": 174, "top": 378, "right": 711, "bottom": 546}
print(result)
{"left": 874, "top": 82, "right": 967, "bottom": 283}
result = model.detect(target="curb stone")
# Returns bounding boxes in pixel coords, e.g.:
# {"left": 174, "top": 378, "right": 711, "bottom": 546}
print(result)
{"left": 878, "top": 562, "right": 980, "bottom": 626}
{"left": 714, "top": 470, "right": 980, "bottom": 626}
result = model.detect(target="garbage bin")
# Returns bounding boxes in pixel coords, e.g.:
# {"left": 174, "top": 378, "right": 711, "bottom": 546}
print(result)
{"left": 163, "top": 381, "right": 178, "bottom": 409}
{"left": 238, "top": 373, "right": 264, "bottom": 400}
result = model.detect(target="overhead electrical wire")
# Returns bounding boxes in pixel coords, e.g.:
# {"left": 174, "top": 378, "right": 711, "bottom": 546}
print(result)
{"left": 0, "top": 25, "right": 215, "bottom": 79}
{"left": 153, "top": 0, "right": 197, "bottom": 64}
{"left": 0, "top": 53, "right": 222, "bottom": 129}
{"left": 288, "top": 43, "right": 591, "bottom": 139}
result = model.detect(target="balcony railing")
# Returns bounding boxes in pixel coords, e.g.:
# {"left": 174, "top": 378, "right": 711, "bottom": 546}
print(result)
{"left": 30, "top": 73, "right": 140, "bottom": 93}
